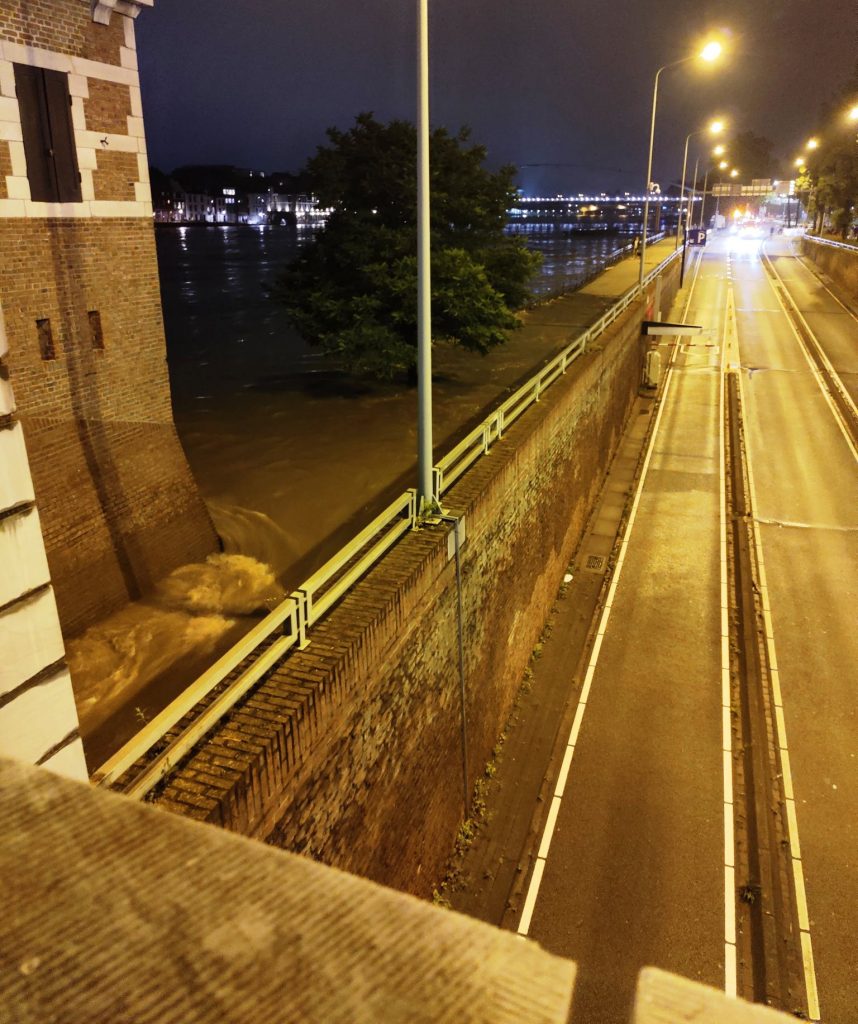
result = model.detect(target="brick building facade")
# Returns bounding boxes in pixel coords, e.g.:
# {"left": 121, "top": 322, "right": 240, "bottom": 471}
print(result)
{"left": 0, "top": 0, "right": 217, "bottom": 774}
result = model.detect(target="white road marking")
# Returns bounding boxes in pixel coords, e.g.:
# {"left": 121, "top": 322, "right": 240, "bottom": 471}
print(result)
{"left": 720, "top": 282, "right": 738, "bottom": 997}
{"left": 516, "top": 250, "right": 706, "bottom": 938}
{"left": 762, "top": 249, "right": 858, "bottom": 464}
{"left": 734, "top": 330, "right": 822, "bottom": 1021}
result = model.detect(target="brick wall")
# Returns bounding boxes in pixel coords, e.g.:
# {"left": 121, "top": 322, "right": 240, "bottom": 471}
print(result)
{"left": 0, "top": 141, "right": 10, "bottom": 198}
{"left": 155, "top": 263, "right": 680, "bottom": 897}
{"left": 92, "top": 149, "right": 138, "bottom": 201}
{"left": 84, "top": 77, "right": 132, "bottom": 134}
{"left": 0, "top": 217, "right": 218, "bottom": 635}
{"left": 0, "top": 2, "right": 125, "bottom": 65}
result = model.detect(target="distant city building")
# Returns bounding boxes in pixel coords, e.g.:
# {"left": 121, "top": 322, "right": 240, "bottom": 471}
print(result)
{"left": 152, "top": 171, "right": 327, "bottom": 225}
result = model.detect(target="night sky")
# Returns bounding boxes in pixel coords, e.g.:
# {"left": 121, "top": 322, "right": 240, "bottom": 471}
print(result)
{"left": 137, "top": 0, "right": 857, "bottom": 196}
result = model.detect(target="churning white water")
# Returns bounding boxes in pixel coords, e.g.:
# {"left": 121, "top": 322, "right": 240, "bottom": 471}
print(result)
{"left": 70, "top": 553, "right": 284, "bottom": 747}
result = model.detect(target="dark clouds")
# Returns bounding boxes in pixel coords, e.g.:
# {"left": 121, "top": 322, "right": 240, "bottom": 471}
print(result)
{"left": 137, "top": 0, "right": 856, "bottom": 194}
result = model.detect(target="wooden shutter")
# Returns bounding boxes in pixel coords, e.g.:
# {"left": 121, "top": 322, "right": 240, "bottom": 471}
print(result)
{"left": 14, "top": 64, "right": 81, "bottom": 204}
{"left": 43, "top": 68, "right": 81, "bottom": 203}
{"left": 14, "top": 63, "right": 55, "bottom": 202}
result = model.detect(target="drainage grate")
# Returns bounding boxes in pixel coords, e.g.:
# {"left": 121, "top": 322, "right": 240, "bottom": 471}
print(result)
{"left": 584, "top": 554, "right": 606, "bottom": 572}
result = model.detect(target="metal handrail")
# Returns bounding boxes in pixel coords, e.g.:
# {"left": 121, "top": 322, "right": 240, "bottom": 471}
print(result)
{"left": 802, "top": 232, "right": 858, "bottom": 253}
{"left": 93, "top": 242, "right": 680, "bottom": 792}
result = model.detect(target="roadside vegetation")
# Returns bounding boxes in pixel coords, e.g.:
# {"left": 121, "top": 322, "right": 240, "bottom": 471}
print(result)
{"left": 277, "top": 113, "right": 541, "bottom": 381}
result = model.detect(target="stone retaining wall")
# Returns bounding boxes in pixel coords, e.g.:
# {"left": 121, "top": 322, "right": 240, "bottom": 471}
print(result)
{"left": 155, "top": 259, "right": 679, "bottom": 897}
{"left": 799, "top": 235, "right": 858, "bottom": 303}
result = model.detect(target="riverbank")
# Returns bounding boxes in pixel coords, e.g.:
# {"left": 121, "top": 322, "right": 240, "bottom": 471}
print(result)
{"left": 70, "top": 236, "right": 677, "bottom": 769}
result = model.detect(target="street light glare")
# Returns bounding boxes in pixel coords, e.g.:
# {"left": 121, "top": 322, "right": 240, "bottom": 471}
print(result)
{"left": 719, "top": 161, "right": 728, "bottom": 169}
{"left": 709, "top": 119, "right": 725, "bottom": 134}
{"left": 848, "top": 105, "right": 858, "bottom": 122}
{"left": 700, "top": 41, "right": 722, "bottom": 62}
{"left": 806, "top": 138, "right": 819, "bottom": 150}
{"left": 794, "top": 158, "right": 806, "bottom": 169}
{"left": 713, "top": 144, "right": 726, "bottom": 156}
{"left": 730, "top": 168, "right": 739, "bottom": 178}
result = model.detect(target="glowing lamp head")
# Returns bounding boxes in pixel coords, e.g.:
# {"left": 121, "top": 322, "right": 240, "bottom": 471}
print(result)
{"left": 700, "top": 41, "right": 722, "bottom": 62}
{"left": 709, "top": 119, "right": 725, "bottom": 135}
{"left": 794, "top": 158, "right": 806, "bottom": 169}
{"left": 730, "top": 169, "right": 739, "bottom": 178}
{"left": 806, "top": 138, "right": 819, "bottom": 150}
{"left": 848, "top": 105, "right": 858, "bottom": 122}
{"left": 719, "top": 161, "right": 728, "bottom": 170}
{"left": 713, "top": 144, "right": 726, "bottom": 156}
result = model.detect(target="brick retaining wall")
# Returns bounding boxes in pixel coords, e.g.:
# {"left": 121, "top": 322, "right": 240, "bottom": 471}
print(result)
{"left": 155, "top": 261, "right": 679, "bottom": 897}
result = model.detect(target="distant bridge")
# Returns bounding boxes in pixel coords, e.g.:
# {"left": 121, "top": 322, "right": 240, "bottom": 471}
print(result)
{"left": 509, "top": 194, "right": 694, "bottom": 230}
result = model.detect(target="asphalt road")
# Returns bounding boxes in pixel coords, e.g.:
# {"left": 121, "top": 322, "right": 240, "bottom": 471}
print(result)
{"left": 515, "top": 233, "right": 857, "bottom": 1022}
{"left": 733, "top": 235, "right": 858, "bottom": 1024}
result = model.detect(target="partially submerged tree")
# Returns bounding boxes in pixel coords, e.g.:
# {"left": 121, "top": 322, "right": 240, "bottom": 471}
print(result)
{"left": 278, "top": 113, "right": 540, "bottom": 380}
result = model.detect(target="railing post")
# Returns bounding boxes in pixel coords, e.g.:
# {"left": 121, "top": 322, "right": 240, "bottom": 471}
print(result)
{"left": 291, "top": 590, "right": 311, "bottom": 649}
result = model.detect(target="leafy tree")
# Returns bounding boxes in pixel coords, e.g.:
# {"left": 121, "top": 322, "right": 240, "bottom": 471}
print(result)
{"left": 803, "top": 62, "right": 858, "bottom": 237}
{"left": 277, "top": 113, "right": 540, "bottom": 380}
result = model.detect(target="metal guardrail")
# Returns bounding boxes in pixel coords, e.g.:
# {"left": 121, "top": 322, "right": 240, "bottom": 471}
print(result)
{"left": 93, "top": 243, "right": 681, "bottom": 794}
{"left": 803, "top": 232, "right": 858, "bottom": 253}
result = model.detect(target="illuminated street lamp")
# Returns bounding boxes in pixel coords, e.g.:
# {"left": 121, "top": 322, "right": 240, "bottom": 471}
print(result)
{"left": 806, "top": 137, "right": 819, "bottom": 150}
{"left": 713, "top": 144, "right": 726, "bottom": 157}
{"left": 676, "top": 117, "right": 725, "bottom": 250}
{"left": 849, "top": 105, "right": 858, "bottom": 122}
{"left": 639, "top": 39, "right": 723, "bottom": 287}
{"left": 730, "top": 168, "right": 739, "bottom": 177}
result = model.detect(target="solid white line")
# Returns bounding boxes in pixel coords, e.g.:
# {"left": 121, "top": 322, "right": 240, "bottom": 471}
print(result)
{"left": 735, "top": 345, "right": 822, "bottom": 1021}
{"left": 762, "top": 249, "right": 858, "bottom": 464}
{"left": 538, "top": 796, "right": 563, "bottom": 860}
{"left": 517, "top": 857, "right": 545, "bottom": 935}
{"left": 554, "top": 745, "right": 575, "bottom": 798}
{"left": 514, "top": 249, "right": 705, "bottom": 937}
{"left": 720, "top": 282, "right": 738, "bottom": 995}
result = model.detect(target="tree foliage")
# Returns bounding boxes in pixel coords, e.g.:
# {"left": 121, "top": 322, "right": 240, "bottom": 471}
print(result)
{"left": 278, "top": 114, "right": 540, "bottom": 380}
{"left": 803, "top": 61, "right": 858, "bottom": 237}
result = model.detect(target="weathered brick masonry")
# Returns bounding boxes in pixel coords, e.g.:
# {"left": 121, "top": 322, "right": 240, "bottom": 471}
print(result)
{"left": 156, "top": 262, "right": 680, "bottom": 898}
{"left": 0, "top": 3, "right": 217, "bottom": 637}
{"left": 0, "top": 1, "right": 124, "bottom": 63}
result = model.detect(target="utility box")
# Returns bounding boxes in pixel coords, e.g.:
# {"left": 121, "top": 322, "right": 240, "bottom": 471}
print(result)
{"left": 644, "top": 350, "right": 662, "bottom": 389}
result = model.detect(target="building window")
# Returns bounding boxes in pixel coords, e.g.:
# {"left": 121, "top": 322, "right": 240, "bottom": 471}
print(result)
{"left": 36, "top": 319, "right": 55, "bottom": 360}
{"left": 14, "top": 64, "right": 82, "bottom": 204}
{"left": 88, "top": 311, "right": 104, "bottom": 350}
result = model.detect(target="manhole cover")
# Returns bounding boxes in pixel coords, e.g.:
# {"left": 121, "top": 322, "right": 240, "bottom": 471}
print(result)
{"left": 584, "top": 554, "right": 606, "bottom": 572}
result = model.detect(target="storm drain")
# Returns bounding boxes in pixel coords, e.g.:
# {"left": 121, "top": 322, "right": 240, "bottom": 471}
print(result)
{"left": 584, "top": 554, "right": 606, "bottom": 573}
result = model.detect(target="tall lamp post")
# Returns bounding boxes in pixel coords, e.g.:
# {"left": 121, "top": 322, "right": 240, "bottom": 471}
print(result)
{"left": 639, "top": 39, "right": 723, "bottom": 289}
{"left": 697, "top": 144, "right": 726, "bottom": 230}
{"left": 677, "top": 118, "right": 725, "bottom": 249}
{"left": 416, "top": 0, "right": 433, "bottom": 512}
